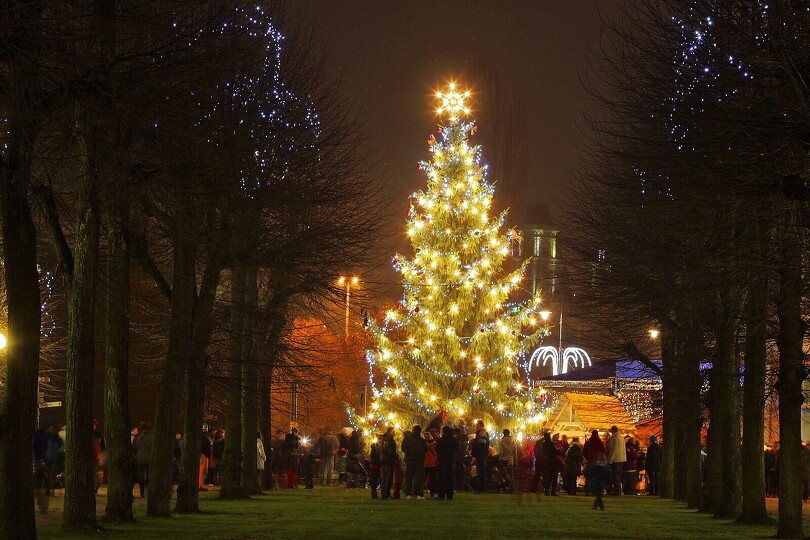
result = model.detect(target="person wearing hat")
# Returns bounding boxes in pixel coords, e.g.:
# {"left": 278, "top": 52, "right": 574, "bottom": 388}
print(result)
{"left": 645, "top": 435, "right": 661, "bottom": 495}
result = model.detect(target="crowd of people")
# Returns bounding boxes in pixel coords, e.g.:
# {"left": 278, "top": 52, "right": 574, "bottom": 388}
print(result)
{"left": 32, "top": 419, "right": 810, "bottom": 510}
{"left": 258, "top": 421, "right": 662, "bottom": 508}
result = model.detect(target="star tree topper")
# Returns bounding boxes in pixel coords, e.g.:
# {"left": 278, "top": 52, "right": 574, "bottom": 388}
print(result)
{"left": 435, "top": 82, "right": 471, "bottom": 121}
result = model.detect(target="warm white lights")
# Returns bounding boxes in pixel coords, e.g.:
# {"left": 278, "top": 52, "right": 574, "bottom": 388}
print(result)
{"left": 436, "top": 82, "right": 471, "bottom": 120}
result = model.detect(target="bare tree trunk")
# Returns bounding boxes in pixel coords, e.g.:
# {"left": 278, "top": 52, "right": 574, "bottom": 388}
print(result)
{"left": 258, "top": 368, "right": 272, "bottom": 490}
{"left": 0, "top": 7, "right": 42, "bottom": 532}
{"left": 0, "top": 172, "right": 41, "bottom": 539}
{"left": 671, "top": 332, "right": 687, "bottom": 502}
{"left": 147, "top": 197, "right": 196, "bottom": 517}
{"left": 739, "top": 253, "right": 771, "bottom": 524}
{"left": 659, "top": 328, "right": 676, "bottom": 499}
{"left": 241, "top": 265, "right": 260, "bottom": 494}
{"left": 220, "top": 265, "right": 246, "bottom": 498}
{"left": 63, "top": 111, "right": 103, "bottom": 532}
{"left": 682, "top": 327, "right": 703, "bottom": 510}
{"left": 714, "top": 326, "right": 742, "bottom": 519}
{"left": 102, "top": 189, "right": 135, "bottom": 522}
{"left": 701, "top": 374, "right": 722, "bottom": 514}
{"left": 775, "top": 221, "right": 805, "bottom": 539}
{"left": 176, "top": 364, "right": 204, "bottom": 513}
{"left": 176, "top": 252, "right": 223, "bottom": 513}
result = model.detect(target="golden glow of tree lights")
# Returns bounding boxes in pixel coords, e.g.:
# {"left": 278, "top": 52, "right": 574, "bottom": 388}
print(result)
{"left": 348, "top": 81, "right": 551, "bottom": 439}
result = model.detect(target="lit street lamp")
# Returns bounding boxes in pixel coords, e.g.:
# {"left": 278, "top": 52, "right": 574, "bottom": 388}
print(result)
{"left": 338, "top": 276, "right": 359, "bottom": 338}
{"left": 0, "top": 332, "right": 6, "bottom": 350}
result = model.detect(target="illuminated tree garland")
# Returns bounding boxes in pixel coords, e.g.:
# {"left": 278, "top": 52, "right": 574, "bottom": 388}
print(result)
{"left": 349, "top": 83, "right": 552, "bottom": 439}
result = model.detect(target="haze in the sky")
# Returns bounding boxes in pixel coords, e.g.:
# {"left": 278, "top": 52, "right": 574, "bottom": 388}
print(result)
{"left": 300, "top": 1, "right": 623, "bottom": 305}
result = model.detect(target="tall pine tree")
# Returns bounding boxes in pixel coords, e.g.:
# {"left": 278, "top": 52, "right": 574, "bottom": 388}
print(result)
{"left": 354, "top": 83, "right": 550, "bottom": 438}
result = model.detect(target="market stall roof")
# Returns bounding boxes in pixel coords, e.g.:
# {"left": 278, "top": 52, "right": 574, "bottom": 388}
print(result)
{"left": 544, "top": 393, "right": 636, "bottom": 435}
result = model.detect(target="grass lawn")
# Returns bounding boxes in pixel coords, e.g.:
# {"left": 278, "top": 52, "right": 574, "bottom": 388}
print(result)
{"left": 38, "top": 487, "right": 790, "bottom": 539}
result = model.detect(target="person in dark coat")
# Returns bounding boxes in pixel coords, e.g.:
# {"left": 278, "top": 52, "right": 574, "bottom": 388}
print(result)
{"left": 133, "top": 423, "right": 154, "bottom": 497}
{"left": 401, "top": 425, "right": 428, "bottom": 498}
{"left": 436, "top": 426, "right": 456, "bottom": 500}
{"left": 453, "top": 427, "right": 467, "bottom": 491}
{"left": 563, "top": 438, "right": 584, "bottom": 495}
{"left": 531, "top": 436, "right": 545, "bottom": 493}
{"left": 379, "top": 427, "right": 399, "bottom": 499}
{"left": 542, "top": 432, "right": 561, "bottom": 495}
{"left": 645, "top": 435, "right": 661, "bottom": 495}
{"left": 470, "top": 420, "right": 490, "bottom": 494}
{"left": 369, "top": 434, "right": 382, "bottom": 499}
{"left": 210, "top": 429, "right": 224, "bottom": 486}
{"left": 283, "top": 428, "right": 301, "bottom": 488}
{"left": 589, "top": 453, "right": 611, "bottom": 510}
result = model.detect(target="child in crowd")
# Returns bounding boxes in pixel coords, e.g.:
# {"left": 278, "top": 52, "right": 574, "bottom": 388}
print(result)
{"left": 336, "top": 448, "right": 347, "bottom": 484}
{"left": 302, "top": 452, "right": 316, "bottom": 489}
{"left": 590, "top": 453, "right": 612, "bottom": 511}
{"left": 392, "top": 460, "right": 404, "bottom": 499}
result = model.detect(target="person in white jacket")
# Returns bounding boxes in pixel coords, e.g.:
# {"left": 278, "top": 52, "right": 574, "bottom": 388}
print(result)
{"left": 606, "top": 425, "right": 627, "bottom": 495}
{"left": 257, "top": 431, "right": 267, "bottom": 489}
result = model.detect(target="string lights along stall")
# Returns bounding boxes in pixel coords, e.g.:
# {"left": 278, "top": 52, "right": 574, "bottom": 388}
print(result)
{"left": 349, "top": 82, "right": 555, "bottom": 439}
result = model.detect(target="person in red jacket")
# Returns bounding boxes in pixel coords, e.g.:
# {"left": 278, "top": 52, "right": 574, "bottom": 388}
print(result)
{"left": 582, "top": 430, "right": 607, "bottom": 495}
{"left": 423, "top": 431, "right": 439, "bottom": 498}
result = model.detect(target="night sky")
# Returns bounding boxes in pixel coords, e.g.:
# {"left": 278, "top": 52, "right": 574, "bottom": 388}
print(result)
{"left": 300, "top": 2, "right": 623, "bottom": 302}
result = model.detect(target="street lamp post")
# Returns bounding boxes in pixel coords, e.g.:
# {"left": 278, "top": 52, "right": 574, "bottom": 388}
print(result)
{"left": 338, "top": 276, "right": 359, "bottom": 338}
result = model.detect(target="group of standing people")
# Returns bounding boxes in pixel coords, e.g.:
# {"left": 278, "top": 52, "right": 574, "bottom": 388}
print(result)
{"left": 377, "top": 422, "right": 482, "bottom": 500}
{"left": 529, "top": 425, "right": 661, "bottom": 505}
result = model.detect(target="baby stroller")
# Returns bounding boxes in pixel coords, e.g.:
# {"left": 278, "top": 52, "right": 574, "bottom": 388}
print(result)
{"left": 345, "top": 453, "right": 368, "bottom": 489}
{"left": 485, "top": 455, "right": 511, "bottom": 493}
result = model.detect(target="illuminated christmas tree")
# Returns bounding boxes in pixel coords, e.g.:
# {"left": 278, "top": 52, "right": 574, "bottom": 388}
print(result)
{"left": 352, "top": 83, "right": 550, "bottom": 439}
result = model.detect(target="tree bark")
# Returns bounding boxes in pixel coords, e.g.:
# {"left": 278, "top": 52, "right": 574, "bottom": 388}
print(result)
{"left": 63, "top": 110, "right": 103, "bottom": 532}
{"left": 176, "top": 251, "right": 223, "bottom": 513}
{"left": 671, "top": 329, "right": 687, "bottom": 502}
{"left": 0, "top": 167, "right": 41, "bottom": 539}
{"left": 220, "top": 265, "right": 247, "bottom": 498}
{"left": 176, "top": 361, "right": 204, "bottom": 513}
{"left": 659, "top": 327, "right": 677, "bottom": 499}
{"left": 775, "top": 221, "right": 805, "bottom": 539}
{"left": 258, "top": 368, "right": 272, "bottom": 490}
{"left": 102, "top": 188, "right": 135, "bottom": 522}
{"left": 738, "top": 252, "right": 770, "bottom": 524}
{"left": 147, "top": 196, "right": 196, "bottom": 517}
{"left": 701, "top": 373, "right": 722, "bottom": 514}
{"left": 0, "top": 5, "right": 42, "bottom": 533}
{"left": 241, "top": 265, "right": 260, "bottom": 494}
{"left": 714, "top": 325, "right": 742, "bottom": 519}
{"left": 680, "top": 320, "right": 703, "bottom": 509}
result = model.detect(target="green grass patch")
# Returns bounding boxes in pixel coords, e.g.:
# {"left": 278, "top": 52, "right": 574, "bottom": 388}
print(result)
{"left": 38, "top": 488, "right": 785, "bottom": 539}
